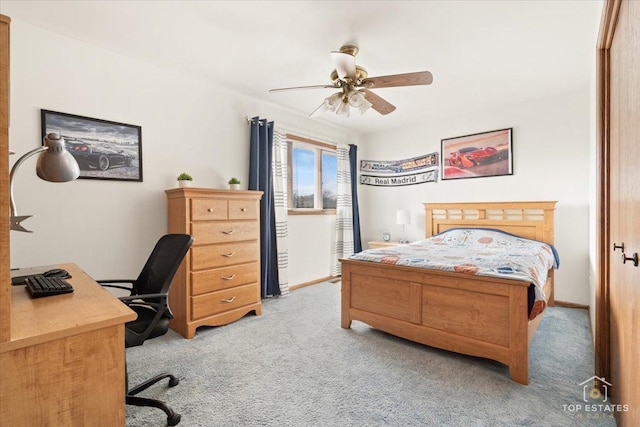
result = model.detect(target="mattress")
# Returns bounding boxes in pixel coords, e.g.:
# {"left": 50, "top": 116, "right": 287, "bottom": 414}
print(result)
{"left": 349, "top": 228, "right": 560, "bottom": 319}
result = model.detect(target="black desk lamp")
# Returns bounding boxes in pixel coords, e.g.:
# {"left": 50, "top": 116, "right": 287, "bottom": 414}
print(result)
{"left": 10, "top": 132, "right": 80, "bottom": 232}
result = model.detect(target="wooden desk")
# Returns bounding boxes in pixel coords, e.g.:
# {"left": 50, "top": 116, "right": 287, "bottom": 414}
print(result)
{"left": 0, "top": 263, "right": 136, "bottom": 426}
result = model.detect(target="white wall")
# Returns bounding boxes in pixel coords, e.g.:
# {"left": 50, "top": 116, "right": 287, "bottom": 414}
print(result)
{"left": 8, "top": 18, "right": 596, "bottom": 305}
{"left": 358, "top": 87, "right": 592, "bottom": 305}
{"left": 8, "top": 20, "right": 356, "bottom": 284}
{"left": 287, "top": 215, "right": 337, "bottom": 284}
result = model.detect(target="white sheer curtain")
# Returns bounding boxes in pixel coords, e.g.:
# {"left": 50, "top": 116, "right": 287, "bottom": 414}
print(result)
{"left": 272, "top": 127, "right": 289, "bottom": 296}
{"left": 331, "top": 144, "right": 354, "bottom": 276}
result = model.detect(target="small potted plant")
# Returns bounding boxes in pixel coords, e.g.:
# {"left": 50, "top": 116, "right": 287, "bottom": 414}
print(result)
{"left": 177, "top": 172, "right": 193, "bottom": 188}
{"left": 228, "top": 177, "right": 241, "bottom": 190}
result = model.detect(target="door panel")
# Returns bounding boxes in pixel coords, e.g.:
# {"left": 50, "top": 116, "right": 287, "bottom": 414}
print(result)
{"left": 609, "top": 1, "right": 640, "bottom": 425}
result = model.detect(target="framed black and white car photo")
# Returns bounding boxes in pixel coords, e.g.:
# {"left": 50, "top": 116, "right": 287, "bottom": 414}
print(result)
{"left": 41, "top": 109, "right": 143, "bottom": 182}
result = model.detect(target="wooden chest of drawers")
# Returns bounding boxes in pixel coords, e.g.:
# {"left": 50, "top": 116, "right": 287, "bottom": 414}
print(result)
{"left": 166, "top": 188, "right": 263, "bottom": 338}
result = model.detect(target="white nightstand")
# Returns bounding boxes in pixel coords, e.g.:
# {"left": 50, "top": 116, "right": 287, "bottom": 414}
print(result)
{"left": 368, "top": 241, "right": 401, "bottom": 249}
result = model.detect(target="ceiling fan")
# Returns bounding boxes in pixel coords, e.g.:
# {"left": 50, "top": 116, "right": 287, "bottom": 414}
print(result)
{"left": 269, "top": 45, "right": 433, "bottom": 117}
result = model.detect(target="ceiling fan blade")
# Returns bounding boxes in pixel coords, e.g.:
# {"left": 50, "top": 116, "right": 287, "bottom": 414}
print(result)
{"left": 330, "top": 51, "right": 356, "bottom": 80}
{"left": 269, "top": 84, "right": 336, "bottom": 93}
{"left": 362, "top": 89, "right": 396, "bottom": 115}
{"left": 362, "top": 71, "right": 433, "bottom": 89}
{"left": 310, "top": 102, "right": 328, "bottom": 118}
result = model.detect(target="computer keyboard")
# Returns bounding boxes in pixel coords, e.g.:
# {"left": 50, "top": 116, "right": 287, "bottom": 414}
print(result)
{"left": 25, "top": 274, "right": 74, "bottom": 298}
{"left": 12, "top": 269, "right": 72, "bottom": 286}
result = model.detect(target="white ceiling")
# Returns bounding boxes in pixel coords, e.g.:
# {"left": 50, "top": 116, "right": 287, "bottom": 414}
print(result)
{"left": 2, "top": 0, "right": 601, "bottom": 135}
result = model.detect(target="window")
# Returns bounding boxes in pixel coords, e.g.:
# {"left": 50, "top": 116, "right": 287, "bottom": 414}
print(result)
{"left": 322, "top": 151, "right": 337, "bottom": 209}
{"left": 287, "top": 134, "right": 337, "bottom": 214}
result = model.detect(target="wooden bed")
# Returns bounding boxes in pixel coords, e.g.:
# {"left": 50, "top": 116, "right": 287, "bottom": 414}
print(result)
{"left": 340, "top": 201, "right": 557, "bottom": 385}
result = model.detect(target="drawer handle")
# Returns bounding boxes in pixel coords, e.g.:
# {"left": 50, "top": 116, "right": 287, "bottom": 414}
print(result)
{"left": 207, "top": 208, "right": 214, "bottom": 212}
{"left": 221, "top": 275, "right": 236, "bottom": 280}
{"left": 241, "top": 208, "right": 247, "bottom": 212}
{"left": 222, "top": 229, "right": 235, "bottom": 235}
{"left": 221, "top": 296, "right": 236, "bottom": 303}
{"left": 222, "top": 252, "right": 236, "bottom": 258}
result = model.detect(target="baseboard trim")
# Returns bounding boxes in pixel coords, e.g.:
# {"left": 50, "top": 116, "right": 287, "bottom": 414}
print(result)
{"left": 289, "top": 276, "right": 336, "bottom": 291}
{"left": 554, "top": 300, "right": 589, "bottom": 310}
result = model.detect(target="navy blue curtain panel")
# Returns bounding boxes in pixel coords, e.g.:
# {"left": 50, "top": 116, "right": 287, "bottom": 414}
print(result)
{"left": 248, "top": 117, "right": 281, "bottom": 297}
{"left": 349, "top": 144, "right": 362, "bottom": 253}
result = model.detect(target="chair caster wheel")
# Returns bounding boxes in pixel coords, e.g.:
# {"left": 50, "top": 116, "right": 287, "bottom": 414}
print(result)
{"left": 168, "top": 413, "right": 181, "bottom": 426}
{"left": 168, "top": 376, "right": 179, "bottom": 387}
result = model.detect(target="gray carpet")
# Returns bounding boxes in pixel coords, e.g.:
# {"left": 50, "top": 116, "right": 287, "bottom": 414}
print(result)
{"left": 126, "top": 282, "right": 616, "bottom": 427}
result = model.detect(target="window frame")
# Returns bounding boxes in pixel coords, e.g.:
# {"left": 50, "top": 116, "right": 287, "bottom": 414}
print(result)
{"left": 286, "top": 133, "right": 337, "bottom": 216}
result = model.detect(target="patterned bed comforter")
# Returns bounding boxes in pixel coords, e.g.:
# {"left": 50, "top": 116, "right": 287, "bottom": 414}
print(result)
{"left": 348, "top": 228, "right": 560, "bottom": 320}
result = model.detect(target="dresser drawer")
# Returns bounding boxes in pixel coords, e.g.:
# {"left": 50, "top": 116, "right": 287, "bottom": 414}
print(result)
{"left": 191, "top": 221, "right": 259, "bottom": 245}
{"left": 192, "top": 199, "right": 227, "bottom": 221}
{"left": 191, "top": 241, "right": 257, "bottom": 270}
{"left": 192, "top": 263, "right": 258, "bottom": 295}
{"left": 229, "top": 200, "right": 257, "bottom": 220}
{"left": 191, "top": 283, "right": 259, "bottom": 320}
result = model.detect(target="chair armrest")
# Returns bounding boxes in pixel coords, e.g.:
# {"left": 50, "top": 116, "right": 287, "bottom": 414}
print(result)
{"left": 119, "top": 292, "right": 168, "bottom": 302}
{"left": 98, "top": 280, "right": 135, "bottom": 292}
{"left": 97, "top": 279, "right": 135, "bottom": 285}
{"left": 119, "top": 293, "right": 174, "bottom": 319}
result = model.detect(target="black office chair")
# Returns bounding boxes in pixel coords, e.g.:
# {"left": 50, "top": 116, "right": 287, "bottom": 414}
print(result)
{"left": 99, "top": 233, "right": 193, "bottom": 427}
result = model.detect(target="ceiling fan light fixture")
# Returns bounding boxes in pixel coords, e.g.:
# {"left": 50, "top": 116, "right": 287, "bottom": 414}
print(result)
{"left": 324, "top": 92, "right": 343, "bottom": 111}
{"left": 348, "top": 90, "right": 366, "bottom": 108}
{"left": 358, "top": 97, "right": 373, "bottom": 114}
{"left": 336, "top": 101, "right": 351, "bottom": 117}
{"left": 321, "top": 90, "right": 371, "bottom": 117}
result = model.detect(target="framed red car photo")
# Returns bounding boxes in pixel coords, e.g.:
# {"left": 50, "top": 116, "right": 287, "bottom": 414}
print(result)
{"left": 41, "top": 109, "right": 142, "bottom": 182}
{"left": 441, "top": 128, "right": 513, "bottom": 180}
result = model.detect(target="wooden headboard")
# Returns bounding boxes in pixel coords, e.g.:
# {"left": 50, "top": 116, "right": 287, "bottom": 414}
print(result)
{"left": 424, "top": 201, "right": 557, "bottom": 245}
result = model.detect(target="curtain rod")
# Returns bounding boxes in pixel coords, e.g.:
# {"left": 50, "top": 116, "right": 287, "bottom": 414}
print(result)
{"left": 245, "top": 117, "right": 271, "bottom": 126}
{"left": 245, "top": 116, "right": 345, "bottom": 147}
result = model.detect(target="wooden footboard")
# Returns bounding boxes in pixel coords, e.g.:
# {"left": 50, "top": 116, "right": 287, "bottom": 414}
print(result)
{"left": 341, "top": 259, "right": 537, "bottom": 384}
